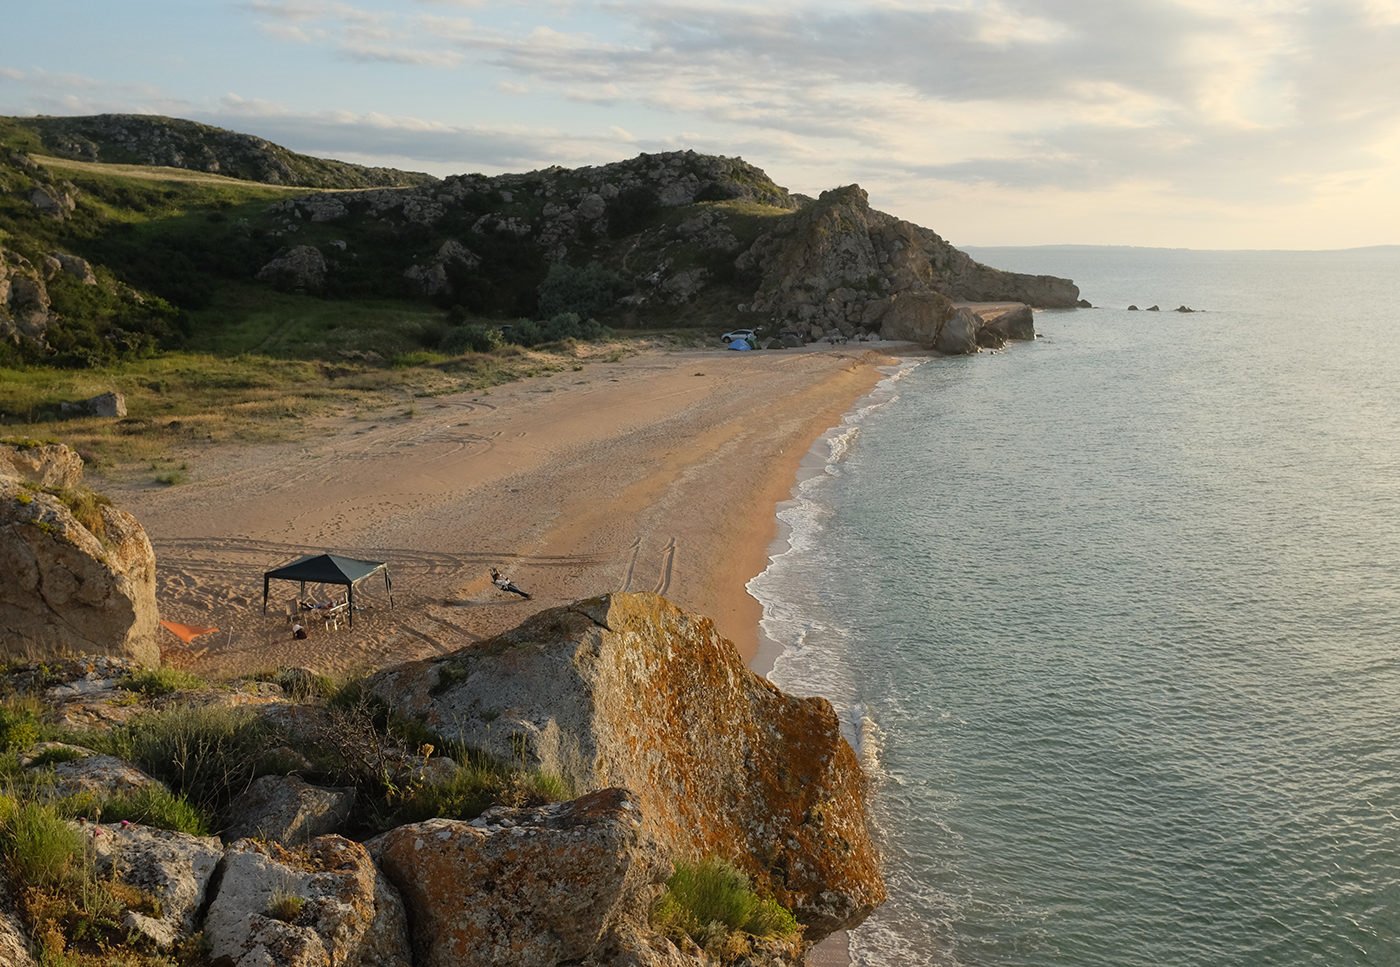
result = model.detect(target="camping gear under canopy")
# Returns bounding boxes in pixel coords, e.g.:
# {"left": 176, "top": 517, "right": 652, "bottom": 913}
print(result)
{"left": 262, "top": 553, "right": 393, "bottom": 628}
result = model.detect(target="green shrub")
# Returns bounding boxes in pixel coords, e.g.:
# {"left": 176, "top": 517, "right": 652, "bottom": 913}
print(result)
{"left": 653, "top": 857, "right": 801, "bottom": 945}
{"left": 439, "top": 324, "right": 505, "bottom": 354}
{"left": 0, "top": 700, "right": 41, "bottom": 753}
{"left": 535, "top": 262, "right": 623, "bottom": 319}
{"left": 389, "top": 757, "right": 504, "bottom": 825}
{"left": 26, "top": 745, "right": 88, "bottom": 768}
{"left": 100, "top": 784, "right": 211, "bottom": 836}
{"left": 267, "top": 887, "right": 305, "bottom": 922}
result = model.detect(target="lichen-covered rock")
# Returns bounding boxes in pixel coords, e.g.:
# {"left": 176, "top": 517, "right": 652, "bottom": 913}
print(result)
{"left": 878, "top": 290, "right": 956, "bottom": 346}
{"left": 88, "top": 822, "right": 223, "bottom": 949}
{"left": 256, "top": 244, "right": 328, "bottom": 293}
{"left": 204, "top": 836, "right": 409, "bottom": 967}
{"left": 47, "top": 754, "right": 162, "bottom": 799}
{"left": 0, "top": 476, "right": 159, "bottom": 666}
{"left": 0, "top": 441, "right": 85, "bottom": 490}
{"left": 223, "top": 775, "right": 355, "bottom": 846}
{"left": 372, "top": 788, "right": 669, "bottom": 967}
{"left": 367, "top": 593, "right": 885, "bottom": 939}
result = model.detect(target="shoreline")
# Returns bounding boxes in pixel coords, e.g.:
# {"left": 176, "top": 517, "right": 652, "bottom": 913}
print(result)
{"left": 113, "top": 343, "right": 898, "bottom": 681}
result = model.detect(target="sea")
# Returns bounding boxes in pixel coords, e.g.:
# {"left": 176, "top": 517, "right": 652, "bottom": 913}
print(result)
{"left": 749, "top": 245, "right": 1400, "bottom": 967}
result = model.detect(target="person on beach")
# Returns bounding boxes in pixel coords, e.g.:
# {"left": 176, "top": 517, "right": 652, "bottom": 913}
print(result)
{"left": 490, "top": 567, "right": 532, "bottom": 599}
{"left": 292, "top": 622, "right": 308, "bottom": 640}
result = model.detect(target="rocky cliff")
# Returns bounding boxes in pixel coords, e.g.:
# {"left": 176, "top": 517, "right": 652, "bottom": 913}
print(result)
{"left": 0, "top": 442, "right": 160, "bottom": 665}
{"left": 366, "top": 592, "right": 885, "bottom": 939}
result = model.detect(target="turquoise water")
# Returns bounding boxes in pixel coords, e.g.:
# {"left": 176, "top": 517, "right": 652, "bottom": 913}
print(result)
{"left": 751, "top": 246, "right": 1400, "bottom": 966}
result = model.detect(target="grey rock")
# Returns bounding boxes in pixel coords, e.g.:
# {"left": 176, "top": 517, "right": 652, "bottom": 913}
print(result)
{"left": 981, "top": 304, "right": 1036, "bottom": 342}
{"left": 47, "top": 754, "right": 162, "bottom": 800}
{"left": 934, "top": 306, "right": 980, "bottom": 355}
{"left": 256, "top": 245, "right": 328, "bottom": 293}
{"left": 0, "top": 871, "right": 35, "bottom": 967}
{"left": 0, "top": 441, "right": 85, "bottom": 489}
{"left": 204, "top": 836, "right": 410, "bottom": 967}
{"left": 223, "top": 775, "right": 355, "bottom": 846}
{"left": 88, "top": 822, "right": 223, "bottom": 949}
{"left": 372, "top": 788, "right": 671, "bottom": 967}
{"left": 53, "top": 253, "right": 97, "bottom": 285}
{"left": 0, "top": 475, "right": 160, "bottom": 667}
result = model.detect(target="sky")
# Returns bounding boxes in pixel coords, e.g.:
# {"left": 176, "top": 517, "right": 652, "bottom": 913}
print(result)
{"left": 4, "top": 0, "right": 1400, "bottom": 249}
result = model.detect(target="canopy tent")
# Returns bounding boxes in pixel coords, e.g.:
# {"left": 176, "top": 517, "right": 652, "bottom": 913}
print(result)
{"left": 262, "top": 553, "right": 393, "bottom": 628}
{"left": 728, "top": 338, "right": 752, "bottom": 351}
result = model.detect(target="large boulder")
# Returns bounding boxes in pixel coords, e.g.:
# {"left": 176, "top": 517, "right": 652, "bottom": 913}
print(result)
{"left": 878, "top": 290, "right": 956, "bottom": 345}
{"left": 366, "top": 593, "right": 885, "bottom": 939}
{"left": 0, "top": 441, "right": 85, "bottom": 490}
{"left": 87, "top": 822, "right": 223, "bottom": 950}
{"left": 0, "top": 473, "right": 160, "bottom": 666}
{"left": 934, "top": 306, "right": 980, "bottom": 355}
{"left": 256, "top": 245, "right": 328, "bottom": 293}
{"left": 0, "top": 247, "right": 55, "bottom": 348}
{"left": 373, "top": 788, "right": 669, "bottom": 967}
{"left": 223, "top": 775, "right": 355, "bottom": 846}
{"left": 980, "top": 303, "right": 1036, "bottom": 341}
{"left": 203, "top": 835, "right": 410, "bottom": 967}
{"left": 46, "top": 754, "right": 162, "bottom": 800}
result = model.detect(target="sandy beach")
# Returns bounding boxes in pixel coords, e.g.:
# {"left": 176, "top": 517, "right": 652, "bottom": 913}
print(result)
{"left": 110, "top": 343, "right": 897, "bottom": 681}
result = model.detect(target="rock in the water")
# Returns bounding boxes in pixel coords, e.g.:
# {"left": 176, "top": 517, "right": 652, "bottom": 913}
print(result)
{"left": 367, "top": 593, "right": 885, "bottom": 939}
{"left": 0, "top": 471, "right": 160, "bottom": 666}
{"left": 934, "top": 306, "right": 980, "bottom": 355}
{"left": 878, "top": 290, "right": 955, "bottom": 346}
{"left": 1128, "top": 304, "right": 1140, "bottom": 311}
{"left": 204, "top": 836, "right": 410, "bottom": 967}
{"left": 1146, "top": 304, "right": 1160, "bottom": 311}
{"left": 1175, "top": 304, "right": 1195, "bottom": 312}
{"left": 981, "top": 304, "right": 1036, "bottom": 342}
{"left": 88, "top": 822, "right": 223, "bottom": 950}
{"left": 1077, "top": 298, "right": 1093, "bottom": 308}
{"left": 223, "top": 774, "right": 355, "bottom": 846}
{"left": 372, "top": 788, "right": 667, "bottom": 967}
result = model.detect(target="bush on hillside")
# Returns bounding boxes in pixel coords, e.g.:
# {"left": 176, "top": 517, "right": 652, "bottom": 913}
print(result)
{"left": 536, "top": 262, "right": 624, "bottom": 319}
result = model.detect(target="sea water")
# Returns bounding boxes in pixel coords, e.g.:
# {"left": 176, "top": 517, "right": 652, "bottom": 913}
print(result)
{"left": 749, "top": 246, "right": 1400, "bottom": 967}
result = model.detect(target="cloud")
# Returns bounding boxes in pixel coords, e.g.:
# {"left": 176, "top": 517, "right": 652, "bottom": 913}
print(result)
{"left": 203, "top": 96, "right": 640, "bottom": 174}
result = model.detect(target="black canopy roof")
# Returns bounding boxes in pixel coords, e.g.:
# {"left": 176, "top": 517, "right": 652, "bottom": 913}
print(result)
{"left": 262, "top": 553, "right": 393, "bottom": 627}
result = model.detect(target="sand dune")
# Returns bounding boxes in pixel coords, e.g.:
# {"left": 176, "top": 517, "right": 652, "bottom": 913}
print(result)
{"left": 108, "top": 345, "right": 895, "bottom": 680}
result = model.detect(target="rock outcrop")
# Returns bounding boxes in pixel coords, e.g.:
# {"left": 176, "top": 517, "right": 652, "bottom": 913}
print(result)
{"left": 203, "top": 836, "right": 410, "bottom": 967}
{"left": 88, "top": 823, "right": 224, "bottom": 950}
{"left": 0, "top": 441, "right": 84, "bottom": 489}
{"left": 735, "top": 185, "right": 1075, "bottom": 346}
{"left": 366, "top": 592, "right": 885, "bottom": 939}
{"left": 0, "top": 443, "right": 160, "bottom": 666}
{"left": 256, "top": 244, "right": 328, "bottom": 293}
{"left": 223, "top": 775, "right": 356, "bottom": 846}
{"left": 373, "top": 788, "right": 668, "bottom": 967}
{"left": 0, "top": 247, "right": 55, "bottom": 349}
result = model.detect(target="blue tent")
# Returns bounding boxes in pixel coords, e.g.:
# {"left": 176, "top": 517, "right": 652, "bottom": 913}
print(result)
{"left": 728, "top": 338, "right": 752, "bottom": 351}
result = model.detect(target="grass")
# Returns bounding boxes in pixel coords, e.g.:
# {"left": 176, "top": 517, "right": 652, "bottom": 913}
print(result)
{"left": 266, "top": 887, "right": 305, "bottom": 923}
{"left": 119, "top": 666, "right": 205, "bottom": 697}
{"left": 98, "top": 786, "right": 210, "bottom": 836}
{"left": 653, "top": 857, "right": 801, "bottom": 951}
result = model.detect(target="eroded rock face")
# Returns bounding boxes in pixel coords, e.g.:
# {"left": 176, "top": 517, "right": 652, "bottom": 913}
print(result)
{"left": 367, "top": 593, "right": 885, "bottom": 939}
{"left": 204, "top": 836, "right": 410, "bottom": 967}
{"left": 981, "top": 303, "right": 1036, "bottom": 341}
{"left": 0, "top": 469, "right": 160, "bottom": 666}
{"left": 372, "top": 788, "right": 668, "bottom": 967}
{"left": 0, "top": 872, "right": 35, "bottom": 967}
